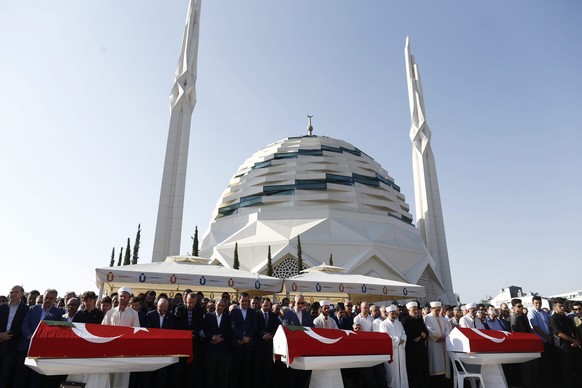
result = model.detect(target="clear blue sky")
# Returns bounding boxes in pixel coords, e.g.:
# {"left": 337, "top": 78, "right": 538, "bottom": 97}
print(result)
{"left": 1, "top": 1, "right": 580, "bottom": 303}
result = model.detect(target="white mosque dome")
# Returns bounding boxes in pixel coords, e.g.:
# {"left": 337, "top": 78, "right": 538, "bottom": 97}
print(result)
{"left": 212, "top": 135, "right": 413, "bottom": 223}
{"left": 200, "top": 134, "right": 447, "bottom": 302}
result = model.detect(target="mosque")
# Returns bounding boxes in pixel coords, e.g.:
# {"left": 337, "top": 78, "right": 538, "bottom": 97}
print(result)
{"left": 151, "top": 0, "right": 456, "bottom": 305}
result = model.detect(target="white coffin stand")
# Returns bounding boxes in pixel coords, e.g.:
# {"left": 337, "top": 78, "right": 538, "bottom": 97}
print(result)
{"left": 274, "top": 325, "right": 392, "bottom": 388}
{"left": 25, "top": 356, "right": 180, "bottom": 388}
{"left": 446, "top": 327, "right": 543, "bottom": 388}
{"left": 451, "top": 352, "right": 540, "bottom": 388}
{"left": 282, "top": 354, "right": 389, "bottom": 388}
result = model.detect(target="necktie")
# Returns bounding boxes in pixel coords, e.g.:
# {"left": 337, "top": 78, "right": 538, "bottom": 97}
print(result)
{"left": 188, "top": 310, "right": 192, "bottom": 326}
{"left": 264, "top": 312, "right": 268, "bottom": 326}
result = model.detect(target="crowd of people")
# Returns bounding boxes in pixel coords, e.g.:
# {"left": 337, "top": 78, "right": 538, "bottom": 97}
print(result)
{"left": 1, "top": 285, "right": 581, "bottom": 388}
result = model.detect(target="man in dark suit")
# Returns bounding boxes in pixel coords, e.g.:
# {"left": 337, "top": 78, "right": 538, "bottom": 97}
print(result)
{"left": 253, "top": 297, "right": 280, "bottom": 388}
{"left": 203, "top": 298, "right": 231, "bottom": 388}
{"left": 175, "top": 292, "right": 204, "bottom": 387}
{"left": 283, "top": 294, "right": 314, "bottom": 327}
{"left": 145, "top": 298, "right": 175, "bottom": 329}
{"left": 144, "top": 298, "right": 176, "bottom": 388}
{"left": 229, "top": 292, "right": 257, "bottom": 388}
{"left": 17, "top": 288, "right": 63, "bottom": 388}
{"left": 0, "top": 285, "right": 29, "bottom": 388}
{"left": 282, "top": 294, "right": 313, "bottom": 387}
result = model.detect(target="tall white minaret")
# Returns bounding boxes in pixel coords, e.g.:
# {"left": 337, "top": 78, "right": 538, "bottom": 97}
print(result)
{"left": 152, "top": 0, "right": 201, "bottom": 262}
{"left": 405, "top": 37, "right": 455, "bottom": 303}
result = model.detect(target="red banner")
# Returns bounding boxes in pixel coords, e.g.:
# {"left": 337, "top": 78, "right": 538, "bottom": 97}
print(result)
{"left": 447, "top": 327, "right": 543, "bottom": 353}
{"left": 28, "top": 321, "right": 193, "bottom": 361}
{"left": 274, "top": 326, "right": 392, "bottom": 365}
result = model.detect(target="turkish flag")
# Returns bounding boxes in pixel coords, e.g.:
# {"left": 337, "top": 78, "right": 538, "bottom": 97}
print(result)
{"left": 28, "top": 321, "right": 193, "bottom": 361}
{"left": 273, "top": 325, "right": 392, "bottom": 365}
{"left": 447, "top": 327, "right": 543, "bottom": 353}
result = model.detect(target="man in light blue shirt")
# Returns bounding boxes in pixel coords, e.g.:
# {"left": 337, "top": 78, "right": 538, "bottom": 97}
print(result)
{"left": 528, "top": 296, "right": 551, "bottom": 343}
{"left": 527, "top": 296, "right": 553, "bottom": 387}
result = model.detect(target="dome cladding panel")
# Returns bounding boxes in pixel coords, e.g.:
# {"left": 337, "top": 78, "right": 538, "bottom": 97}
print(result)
{"left": 212, "top": 136, "right": 413, "bottom": 223}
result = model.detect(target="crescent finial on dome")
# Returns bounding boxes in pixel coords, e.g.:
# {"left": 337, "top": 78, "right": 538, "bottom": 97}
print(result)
{"left": 307, "top": 114, "right": 314, "bottom": 136}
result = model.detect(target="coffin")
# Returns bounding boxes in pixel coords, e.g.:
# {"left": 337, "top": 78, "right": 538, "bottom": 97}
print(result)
{"left": 26, "top": 320, "right": 192, "bottom": 375}
{"left": 446, "top": 327, "right": 543, "bottom": 354}
{"left": 273, "top": 325, "right": 392, "bottom": 368}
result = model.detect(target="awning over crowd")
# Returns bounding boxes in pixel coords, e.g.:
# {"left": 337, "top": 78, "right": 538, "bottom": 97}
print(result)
{"left": 284, "top": 263, "right": 425, "bottom": 302}
{"left": 95, "top": 256, "right": 284, "bottom": 298}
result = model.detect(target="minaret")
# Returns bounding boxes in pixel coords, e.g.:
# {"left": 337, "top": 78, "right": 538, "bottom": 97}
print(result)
{"left": 405, "top": 37, "right": 455, "bottom": 303}
{"left": 152, "top": 0, "right": 201, "bottom": 262}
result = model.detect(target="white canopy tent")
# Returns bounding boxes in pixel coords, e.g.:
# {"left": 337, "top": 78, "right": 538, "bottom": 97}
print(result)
{"left": 95, "top": 256, "right": 283, "bottom": 299}
{"left": 284, "top": 263, "right": 425, "bottom": 303}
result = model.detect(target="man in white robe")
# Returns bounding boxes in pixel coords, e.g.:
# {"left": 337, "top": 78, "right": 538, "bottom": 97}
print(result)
{"left": 102, "top": 286, "right": 141, "bottom": 388}
{"left": 423, "top": 301, "right": 450, "bottom": 383}
{"left": 313, "top": 299, "right": 338, "bottom": 329}
{"left": 459, "top": 302, "right": 485, "bottom": 329}
{"left": 379, "top": 305, "right": 408, "bottom": 388}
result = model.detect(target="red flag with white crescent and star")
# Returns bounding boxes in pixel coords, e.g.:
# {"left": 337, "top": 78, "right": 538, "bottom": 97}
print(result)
{"left": 273, "top": 325, "right": 392, "bottom": 365}
{"left": 28, "top": 321, "right": 193, "bottom": 361}
{"left": 447, "top": 327, "right": 543, "bottom": 353}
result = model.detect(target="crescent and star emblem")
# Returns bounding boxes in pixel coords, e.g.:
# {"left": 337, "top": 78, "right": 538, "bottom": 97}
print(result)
{"left": 71, "top": 323, "right": 149, "bottom": 344}
{"left": 302, "top": 327, "right": 356, "bottom": 344}
{"left": 470, "top": 328, "right": 511, "bottom": 343}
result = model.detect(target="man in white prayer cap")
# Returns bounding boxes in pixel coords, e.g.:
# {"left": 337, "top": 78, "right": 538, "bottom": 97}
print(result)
{"left": 459, "top": 302, "right": 485, "bottom": 329}
{"left": 379, "top": 305, "right": 408, "bottom": 388}
{"left": 313, "top": 300, "right": 338, "bottom": 329}
{"left": 101, "top": 286, "right": 141, "bottom": 388}
{"left": 423, "top": 301, "right": 450, "bottom": 385}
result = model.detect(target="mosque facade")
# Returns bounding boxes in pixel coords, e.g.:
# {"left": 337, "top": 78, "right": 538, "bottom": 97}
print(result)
{"left": 154, "top": 0, "right": 456, "bottom": 304}
{"left": 199, "top": 132, "right": 454, "bottom": 304}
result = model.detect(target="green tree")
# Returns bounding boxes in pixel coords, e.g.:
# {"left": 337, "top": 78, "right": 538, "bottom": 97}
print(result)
{"left": 297, "top": 235, "right": 303, "bottom": 274}
{"left": 191, "top": 226, "right": 199, "bottom": 256}
{"left": 132, "top": 224, "right": 141, "bottom": 265}
{"left": 233, "top": 242, "right": 240, "bottom": 269}
{"left": 109, "top": 247, "right": 115, "bottom": 267}
{"left": 329, "top": 253, "right": 334, "bottom": 266}
{"left": 123, "top": 238, "right": 131, "bottom": 265}
{"left": 267, "top": 245, "right": 273, "bottom": 276}
{"left": 117, "top": 247, "right": 123, "bottom": 266}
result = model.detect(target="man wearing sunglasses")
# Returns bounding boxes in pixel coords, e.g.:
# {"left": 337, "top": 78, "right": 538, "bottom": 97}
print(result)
{"left": 283, "top": 294, "right": 313, "bottom": 328}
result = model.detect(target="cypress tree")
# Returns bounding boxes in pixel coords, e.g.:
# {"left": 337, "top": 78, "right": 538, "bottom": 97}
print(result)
{"left": 329, "top": 253, "right": 334, "bottom": 266}
{"left": 297, "top": 235, "right": 303, "bottom": 274}
{"left": 132, "top": 224, "right": 141, "bottom": 265}
{"left": 123, "top": 238, "right": 131, "bottom": 265}
{"left": 192, "top": 226, "right": 199, "bottom": 256}
{"left": 267, "top": 245, "right": 273, "bottom": 276}
{"left": 233, "top": 242, "right": 240, "bottom": 269}
{"left": 117, "top": 247, "right": 123, "bottom": 266}
{"left": 109, "top": 247, "right": 115, "bottom": 267}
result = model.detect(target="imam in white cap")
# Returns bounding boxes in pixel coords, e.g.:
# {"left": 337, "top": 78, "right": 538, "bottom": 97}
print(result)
{"left": 320, "top": 299, "right": 331, "bottom": 306}
{"left": 465, "top": 303, "right": 477, "bottom": 309}
{"left": 406, "top": 301, "right": 417, "bottom": 310}
{"left": 430, "top": 301, "right": 442, "bottom": 308}
{"left": 386, "top": 305, "right": 398, "bottom": 312}
{"left": 118, "top": 286, "right": 132, "bottom": 295}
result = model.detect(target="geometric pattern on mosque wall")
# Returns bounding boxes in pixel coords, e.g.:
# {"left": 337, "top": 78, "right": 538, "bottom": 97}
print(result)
{"left": 272, "top": 256, "right": 300, "bottom": 279}
{"left": 417, "top": 266, "right": 444, "bottom": 305}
